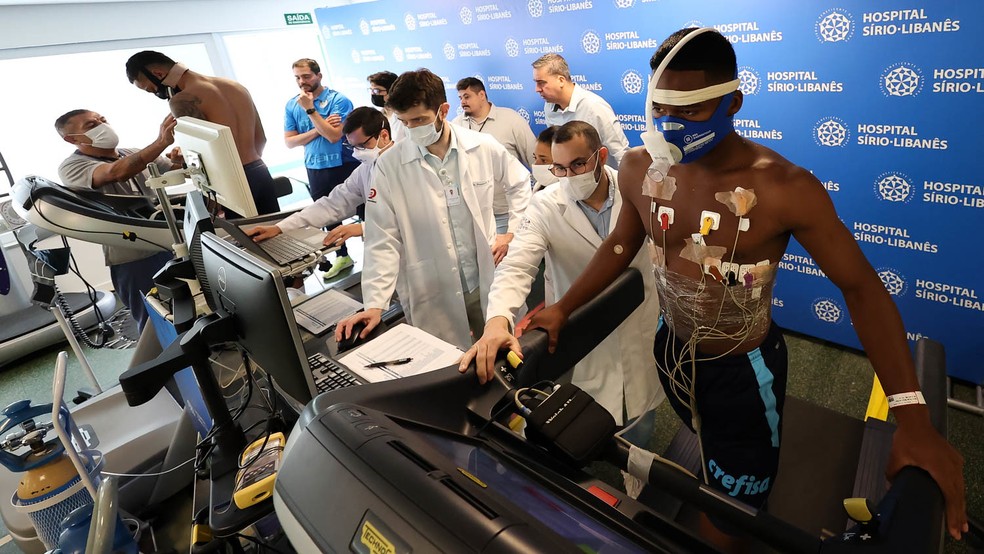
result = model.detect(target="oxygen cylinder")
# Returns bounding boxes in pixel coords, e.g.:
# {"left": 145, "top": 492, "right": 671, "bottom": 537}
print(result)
{"left": 0, "top": 400, "right": 99, "bottom": 549}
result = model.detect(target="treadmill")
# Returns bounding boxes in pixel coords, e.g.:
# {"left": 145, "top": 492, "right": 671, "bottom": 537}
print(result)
{"left": 274, "top": 269, "right": 948, "bottom": 553}
{"left": 1, "top": 176, "right": 117, "bottom": 367}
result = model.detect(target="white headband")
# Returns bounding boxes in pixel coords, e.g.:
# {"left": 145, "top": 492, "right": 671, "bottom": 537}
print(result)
{"left": 652, "top": 79, "right": 740, "bottom": 106}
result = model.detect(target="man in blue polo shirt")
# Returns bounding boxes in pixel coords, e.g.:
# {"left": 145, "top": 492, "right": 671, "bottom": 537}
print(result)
{"left": 285, "top": 58, "right": 360, "bottom": 279}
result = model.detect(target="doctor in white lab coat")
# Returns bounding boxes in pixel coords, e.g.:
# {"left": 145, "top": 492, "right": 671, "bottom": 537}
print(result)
{"left": 246, "top": 107, "right": 395, "bottom": 248}
{"left": 460, "top": 121, "right": 663, "bottom": 425}
{"left": 336, "top": 69, "right": 531, "bottom": 350}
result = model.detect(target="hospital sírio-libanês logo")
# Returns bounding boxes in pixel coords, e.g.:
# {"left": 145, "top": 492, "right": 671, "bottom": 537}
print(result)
{"left": 881, "top": 62, "right": 924, "bottom": 97}
{"left": 459, "top": 6, "right": 473, "bottom": 25}
{"left": 443, "top": 43, "right": 456, "bottom": 60}
{"left": 321, "top": 25, "right": 331, "bottom": 40}
{"left": 351, "top": 50, "right": 362, "bottom": 64}
{"left": 737, "top": 66, "right": 761, "bottom": 95}
{"left": 517, "top": 108, "right": 531, "bottom": 123}
{"left": 404, "top": 13, "right": 417, "bottom": 31}
{"left": 504, "top": 38, "right": 520, "bottom": 58}
{"left": 455, "top": 105, "right": 464, "bottom": 118}
{"left": 682, "top": 19, "right": 704, "bottom": 29}
{"left": 621, "top": 70, "right": 644, "bottom": 95}
{"left": 359, "top": 19, "right": 370, "bottom": 35}
{"left": 874, "top": 172, "right": 914, "bottom": 203}
{"left": 813, "top": 117, "right": 850, "bottom": 147}
{"left": 816, "top": 8, "right": 854, "bottom": 43}
{"left": 614, "top": 0, "right": 636, "bottom": 8}
{"left": 392, "top": 47, "right": 405, "bottom": 63}
{"left": 581, "top": 30, "right": 601, "bottom": 54}
{"left": 473, "top": 73, "right": 484, "bottom": 85}
{"left": 876, "top": 267, "right": 908, "bottom": 296}
{"left": 812, "top": 298, "right": 844, "bottom": 324}
{"left": 528, "top": 0, "right": 544, "bottom": 18}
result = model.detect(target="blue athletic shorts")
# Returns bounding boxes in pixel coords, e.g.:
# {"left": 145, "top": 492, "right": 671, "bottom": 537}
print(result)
{"left": 653, "top": 321, "right": 788, "bottom": 532}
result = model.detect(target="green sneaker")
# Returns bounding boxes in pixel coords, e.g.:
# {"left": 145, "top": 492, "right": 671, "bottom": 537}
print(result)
{"left": 323, "top": 255, "right": 354, "bottom": 280}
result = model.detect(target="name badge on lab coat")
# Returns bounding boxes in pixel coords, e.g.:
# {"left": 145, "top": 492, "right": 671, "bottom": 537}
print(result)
{"left": 444, "top": 181, "right": 462, "bottom": 207}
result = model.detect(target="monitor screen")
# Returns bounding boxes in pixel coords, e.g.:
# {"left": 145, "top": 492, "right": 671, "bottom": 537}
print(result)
{"left": 174, "top": 117, "right": 257, "bottom": 218}
{"left": 414, "top": 428, "right": 649, "bottom": 553}
{"left": 199, "top": 232, "right": 316, "bottom": 404}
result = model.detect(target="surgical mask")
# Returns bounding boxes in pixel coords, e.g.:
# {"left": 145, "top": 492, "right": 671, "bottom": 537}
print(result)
{"left": 640, "top": 27, "right": 740, "bottom": 168}
{"left": 351, "top": 145, "right": 380, "bottom": 163}
{"left": 531, "top": 164, "right": 559, "bottom": 188}
{"left": 559, "top": 162, "right": 602, "bottom": 201}
{"left": 408, "top": 115, "right": 444, "bottom": 147}
{"left": 82, "top": 123, "right": 120, "bottom": 149}
{"left": 370, "top": 94, "right": 386, "bottom": 108}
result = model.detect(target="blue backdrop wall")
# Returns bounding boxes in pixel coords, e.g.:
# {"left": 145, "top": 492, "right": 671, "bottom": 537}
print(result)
{"left": 314, "top": 0, "right": 984, "bottom": 383}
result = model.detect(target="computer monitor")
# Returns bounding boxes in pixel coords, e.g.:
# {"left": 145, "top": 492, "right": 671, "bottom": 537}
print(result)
{"left": 198, "top": 232, "right": 316, "bottom": 404}
{"left": 182, "top": 190, "right": 217, "bottom": 311}
{"left": 174, "top": 117, "right": 257, "bottom": 218}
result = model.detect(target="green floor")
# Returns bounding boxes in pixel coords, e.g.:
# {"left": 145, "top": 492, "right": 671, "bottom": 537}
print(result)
{"left": 0, "top": 329, "right": 980, "bottom": 552}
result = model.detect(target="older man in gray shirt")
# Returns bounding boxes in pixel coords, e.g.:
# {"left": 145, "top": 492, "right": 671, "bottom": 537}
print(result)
{"left": 452, "top": 77, "right": 536, "bottom": 238}
{"left": 55, "top": 109, "right": 177, "bottom": 332}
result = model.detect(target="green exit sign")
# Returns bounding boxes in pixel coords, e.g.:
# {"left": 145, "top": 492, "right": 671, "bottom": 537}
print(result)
{"left": 285, "top": 12, "right": 313, "bottom": 26}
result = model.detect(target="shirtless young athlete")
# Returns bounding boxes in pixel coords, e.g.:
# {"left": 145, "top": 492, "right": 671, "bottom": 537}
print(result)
{"left": 526, "top": 28, "right": 966, "bottom": 551}
{"left": 125, "top": 50, "right": 279, "bottom": 215}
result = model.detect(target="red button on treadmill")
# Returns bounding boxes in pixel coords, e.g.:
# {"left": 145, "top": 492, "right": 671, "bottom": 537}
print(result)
{"left": 587, "top": 485, "right": 620, "bottom": 508}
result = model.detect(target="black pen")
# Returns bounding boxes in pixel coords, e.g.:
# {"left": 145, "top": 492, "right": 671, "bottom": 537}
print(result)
{"left": 364, "top": 358, "right": 413, "bottom": 368}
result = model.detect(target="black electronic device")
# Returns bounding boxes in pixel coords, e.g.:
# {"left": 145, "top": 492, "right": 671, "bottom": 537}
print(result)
{"left": 335, "top": 319, "right": 386, "bottom": 353}
{"left": 198, "top": 232, "right": 366, "bottom": 405}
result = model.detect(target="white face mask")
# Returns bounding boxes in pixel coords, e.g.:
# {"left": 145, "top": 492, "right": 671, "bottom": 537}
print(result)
{"left": 351, "top": 146, "right": 380, "bottom": 164}
{"left": 82, "top": 123, "right": 119, "bottom": 149}
{"left": 407, "top": 115, "right": 444, "bottom": 147}
{"left": 559, "top": 165, "right": 602, "bottom": 201}
{"left": 531, "top": 164, "right": 559, "bottom": 188}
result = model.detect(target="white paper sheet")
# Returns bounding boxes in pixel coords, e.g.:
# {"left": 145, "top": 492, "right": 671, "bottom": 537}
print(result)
{"left": 338, "top": 324, "right": 464, "bottom": 383}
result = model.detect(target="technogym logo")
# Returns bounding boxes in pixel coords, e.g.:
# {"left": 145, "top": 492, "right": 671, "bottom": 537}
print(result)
{"left": 392, "top": 46, "right": 405, "bottom": 63}
{"left": 517, "top": 107, "right": 531, "bottom": 123}
{"left": 404, "top": 13, "right": 416, "bottom": 31}
{"left": 814, "top": 117, "right": 850, "bottom": 147}
{"left": 459, "top": 6, "right": 473, "bottom": 25}
{"left": 816, "top": 8, "right": 854, "bottom": 43}
{"left": 528, "top": 0, "right": 543, "bottom": 18}
{"left": 443, "top": 43, "right": 456, "bottom": 60}
{"left": 877, "top": 268, "right": 908, "bottom": 296}
{"left": 504, "top": 38, "right": 520, "bottom": 58}
{"left": 621, "top": 70, "right": 644, "bottom": 94}
{"left": 581, "top": 30, "right": 602, "bottom": 54}
{"left": 875, "top": 172, "right": 914, "bottom": 203}
{"left": 737, "top": 66, "right": 761, "bottom": 95}
{"left": 813, "top": 298, "right": 844, "bottom": 324}
{"left": 881, "top": 62, "right": 924, "bottom": 97}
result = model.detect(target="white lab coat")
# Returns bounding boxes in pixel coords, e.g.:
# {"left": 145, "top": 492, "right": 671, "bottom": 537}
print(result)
{"left": 362, "top": 126, "right": 532, "bottom": 349}
{"left": 486, "top": 167, "right": 663, "bottom": 422}
{"left": 276, "top": 157, "right": 374, "bottom": 232}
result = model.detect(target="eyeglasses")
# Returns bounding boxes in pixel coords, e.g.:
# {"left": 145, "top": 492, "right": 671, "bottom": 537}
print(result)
{"left": 343, "top": 134, "right": 378, "bottom": 151}
{"left": 549, "top": 149, "right": 600, "bottom": 177}
{"left": 368, "top": 87, "right": 387, "bottom": 95}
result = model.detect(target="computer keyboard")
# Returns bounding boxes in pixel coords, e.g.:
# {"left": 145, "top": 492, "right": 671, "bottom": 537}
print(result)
{"left": 309, "top": 352, "right": 361, "bottom": 393}
{"left": 261, "top": 233, "right": 318, "bottom": 265}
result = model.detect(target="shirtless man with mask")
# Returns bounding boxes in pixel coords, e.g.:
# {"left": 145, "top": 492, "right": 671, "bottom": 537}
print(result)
{"left": 125, "top": 50, "right": 279, "bottom": 215}
{"left": 524, "top": 28, "right": 966, "bottom": 552}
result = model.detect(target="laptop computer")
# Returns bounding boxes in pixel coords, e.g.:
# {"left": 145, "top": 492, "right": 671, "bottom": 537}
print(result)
{"left": 214, "top": 217, "right": 338, "bottom": 273}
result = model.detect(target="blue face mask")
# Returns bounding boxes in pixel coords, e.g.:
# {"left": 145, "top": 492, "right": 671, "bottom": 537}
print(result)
{"left": 654, "top": 93, "right": 735, "bottom": 164}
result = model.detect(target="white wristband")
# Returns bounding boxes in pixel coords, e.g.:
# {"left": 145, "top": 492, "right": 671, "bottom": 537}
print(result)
{"left": 886, "top": 391, "right": 926, "bottom": 408}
